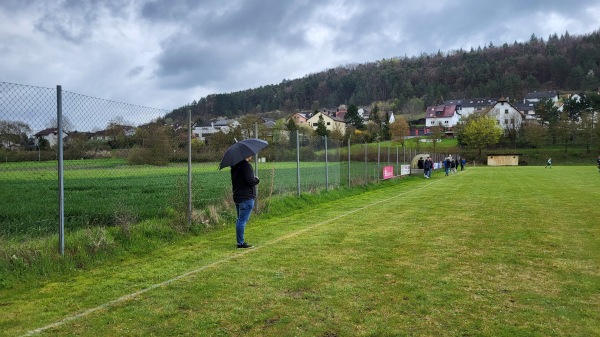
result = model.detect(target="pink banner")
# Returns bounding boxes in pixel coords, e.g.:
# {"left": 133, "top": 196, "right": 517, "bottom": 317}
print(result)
{"left": 383, "top": 166, "right": 394, "bottom": 179}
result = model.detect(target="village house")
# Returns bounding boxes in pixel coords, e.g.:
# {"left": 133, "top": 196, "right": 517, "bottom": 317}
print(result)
{"left": 90, "top": 125, "right": 136, "bottom": 142}
{"left": 289, "top": 112, "right": 311, "bottom": 129}
{"left": 524, "top": 90, "right": 559, "bottom": 103}
{"left": 424, "top": 104, "right": 460, "bottom": 132}
{"left": 34, "top": 128, "right": 68, "bottom": 147}
{"left": 306, "top": 111, "right": 346, "bottom": 135}
{"left": 485, "top": 97, "right": 526, "bottom": 130}
{"left": 193, "top": 119, "right": 240, "bottom": 141}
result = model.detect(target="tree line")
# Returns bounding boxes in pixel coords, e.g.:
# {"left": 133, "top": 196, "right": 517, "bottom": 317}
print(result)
{"left": 167, "top": 30, "right": 600, "bottom": 124}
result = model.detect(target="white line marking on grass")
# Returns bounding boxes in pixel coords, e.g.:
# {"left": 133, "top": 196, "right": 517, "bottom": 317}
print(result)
{"left": 22, "top": 180, "right": 440, "bottom": 336}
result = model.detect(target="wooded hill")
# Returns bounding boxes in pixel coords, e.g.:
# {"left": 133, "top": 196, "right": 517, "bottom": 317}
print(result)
{"left": 166, "top": 30, "right": 600, "bottom": 124}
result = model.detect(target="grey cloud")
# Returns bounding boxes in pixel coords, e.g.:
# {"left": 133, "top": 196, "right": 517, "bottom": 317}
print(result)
{"left": 32, "top": 0, "right": 130, "bottom": 43}
{"left": 127, "top": 66, "right": 144, "bottom": 78}
{"left": 150, "top": 0, "right": 316, "bottom": 89}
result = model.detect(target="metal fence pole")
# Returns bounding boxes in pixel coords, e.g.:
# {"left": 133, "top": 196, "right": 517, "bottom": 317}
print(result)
{"left": 296, "top": 131, "right": 300, "bottom": 196}
{"left": 377, "top": 142, "right": 381, "bottom": 181}
{"left": 254, "top": 122, "right": 259, "bottom": 204}
{"left": 364, "top": 143, "right": 367, "bottom": 184}
{"left": 187, "top": 110, "right": 192, "bottom": 227}
{"left": 347, "top": 138, "right": 351, "bottom": 187}
{"left": 254, "top": 122, "right": 258, "bottom": 174}
{"left": 396, "top": 146, "right": 399, "bottom": 176}
{"left": 57, "top": 85, "right": 64, "bottom": 256}
{"left": 325, "top": 135, "right": 329, "bottom": 191}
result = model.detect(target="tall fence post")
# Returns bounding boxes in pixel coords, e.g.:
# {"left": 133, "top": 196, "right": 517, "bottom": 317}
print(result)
{"left": 57, "top": 85, "right": 64, "bottom": 256}
{"left": 347, "top": 138, "right": 351, "bottom": 187}
{"left": 377, "top": 142, "right": 381, "bottom": 181}
{"left": 254, "top": 123, "right": 258, "bottom": 174}
{"left": 187, "top": 110, "right": 192, "bottom": 227}
{"left": 296, "top": 130, "right": 301, "bottom": 196}
{"left": 364, "top": 143, "right": 367, "bottom": 184}
{"left": 396, "top": 146, "right": 399, "bottom": 177}
{"left": 254, "top": 122, "right": 259, "bottom": 205}
{"left": 325, "top": 135, "right": 329, "bottom": 191}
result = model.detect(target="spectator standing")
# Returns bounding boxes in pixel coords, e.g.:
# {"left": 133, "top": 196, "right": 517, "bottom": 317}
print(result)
{"left": 230, "top": 156, "right": 260, "bottom": 249}
{"left": 423, "top": 156, "right": 431, "bottom": 178}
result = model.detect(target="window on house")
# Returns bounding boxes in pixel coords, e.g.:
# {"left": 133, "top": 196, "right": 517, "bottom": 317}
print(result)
{"left": 327, "top": 122, "right": 330, "bottom": 125}
{"left": 504, "top": 119, "right": 508, "bottom": 124}
{"left": 511, "top": 119, "right": 515, "bottom": 124}
{"left": 505, "top": 109, "right": 509, "bottom": 114}
{"left": 444, "top": 121, "right": 448, "bottom": 124}
{"left": 501, "top": 102, "right": 505, "bottom": 106}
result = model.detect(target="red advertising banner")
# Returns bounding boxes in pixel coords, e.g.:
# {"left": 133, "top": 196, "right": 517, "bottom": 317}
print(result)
{"left": 383, "top": 166, "right": 394, "bottom": 179}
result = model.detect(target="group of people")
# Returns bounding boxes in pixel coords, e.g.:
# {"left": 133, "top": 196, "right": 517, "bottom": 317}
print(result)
{"left": 417, "top": 155, "right": 466, "bottom": 178}
{"left": 417, "top": 156, "right": 435, "bottom": 178}
{"left": 443, "top": 156, "right": 466, "bottom": 176}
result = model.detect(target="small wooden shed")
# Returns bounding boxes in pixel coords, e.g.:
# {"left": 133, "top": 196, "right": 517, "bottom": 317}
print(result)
{"left": 487, "top": 154, "right": 522, "bottom": 166}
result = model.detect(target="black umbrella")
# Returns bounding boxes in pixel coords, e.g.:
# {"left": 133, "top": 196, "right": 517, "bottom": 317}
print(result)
{"left": 218, "top": 138, "right": 269, "bottom": 170}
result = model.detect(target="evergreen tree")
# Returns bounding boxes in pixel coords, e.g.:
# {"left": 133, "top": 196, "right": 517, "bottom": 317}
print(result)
{"left": 345, "top": 104, "right": 365, "bottom": 130}
{"left": 315, "top": 114, "right": 329, "bottom": 137}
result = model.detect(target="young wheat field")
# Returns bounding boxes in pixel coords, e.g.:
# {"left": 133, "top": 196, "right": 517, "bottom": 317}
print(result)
{"left": 2, "top": 165, "right": 599, "bottom": 336}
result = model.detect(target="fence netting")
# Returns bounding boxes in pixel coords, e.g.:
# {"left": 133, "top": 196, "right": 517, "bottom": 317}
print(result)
{"left": 1, "top": 81, "right": 452, "bottom": 241}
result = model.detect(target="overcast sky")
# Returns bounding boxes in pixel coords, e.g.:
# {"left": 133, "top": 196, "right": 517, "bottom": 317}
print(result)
{"left": 2, "top": 0, "right": 600, "bottom": 115}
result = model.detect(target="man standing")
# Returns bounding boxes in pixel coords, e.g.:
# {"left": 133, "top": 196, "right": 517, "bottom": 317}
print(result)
{"left": 423, "top": 156, "right": 431, "bottom": 178}
{"left": 597, "top": 155, "right": 600, "bottom": 172}
{"left": 545, "top": 158, "right": 552, "bottom": 169}
{"left": 231, "top": 156, "right": 260, "bottom": 249}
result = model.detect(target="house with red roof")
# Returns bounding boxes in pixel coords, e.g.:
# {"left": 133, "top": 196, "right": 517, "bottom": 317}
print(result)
{"left": 424, "top": 104, "right": 461, "bottom": 132}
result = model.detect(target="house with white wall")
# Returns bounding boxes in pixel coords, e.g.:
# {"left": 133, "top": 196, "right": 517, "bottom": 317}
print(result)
{"left": 486, "top": 97, "right": 526, "bottom": 130}
{"left": 34, "top": 128, "right": 68, "bottom": 147}
{"left": 524, "top": 90, "right": 559, "bottom": 103}
{"left": 425, "top": 104, "right": 461, "bottom": 129}
{"left": 193, "top": 119, "right": 239, "bottom": 141}
{"left": 306, "top": 112, "right": 346, "bottom": 135}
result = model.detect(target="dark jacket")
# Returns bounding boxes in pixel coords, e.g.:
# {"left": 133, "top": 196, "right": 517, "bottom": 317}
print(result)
{"left": 231, "top": 160, "right": 260, "bottom": 203}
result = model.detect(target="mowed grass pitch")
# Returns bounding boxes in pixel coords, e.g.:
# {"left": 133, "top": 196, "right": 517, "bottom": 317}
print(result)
{"left": 2, "top": 166, "right": 599, "bottom": 336}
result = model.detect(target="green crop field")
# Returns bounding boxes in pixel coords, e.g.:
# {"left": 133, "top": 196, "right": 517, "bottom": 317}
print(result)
{"left": 2, "top": 165, "right": 599, "bottom": 336}
{"left": 0, "top": 158, "right": 393, "bottom": 238}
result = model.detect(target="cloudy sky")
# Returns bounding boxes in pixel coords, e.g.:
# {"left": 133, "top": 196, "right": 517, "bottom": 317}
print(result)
{"left": 2, "top": 0, "right": 600, "bottom": 114}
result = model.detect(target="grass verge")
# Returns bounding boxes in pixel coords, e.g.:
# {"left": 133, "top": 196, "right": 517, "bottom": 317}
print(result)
{"left": 1, "top": 166, "right": 599, "bottom": 336}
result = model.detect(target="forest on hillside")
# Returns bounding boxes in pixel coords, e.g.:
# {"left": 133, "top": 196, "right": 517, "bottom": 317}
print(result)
{"left": 167, "top": 30, "right": 600, "bottom": 124}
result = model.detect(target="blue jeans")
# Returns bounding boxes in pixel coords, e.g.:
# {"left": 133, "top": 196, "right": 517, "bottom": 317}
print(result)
{"left": 235, "top": 199, "right": 255, "bottom": 245}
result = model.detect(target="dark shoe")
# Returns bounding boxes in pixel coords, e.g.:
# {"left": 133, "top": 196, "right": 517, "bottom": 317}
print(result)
{"left": 237, "top": 242, "right": 254, "bottom": 249}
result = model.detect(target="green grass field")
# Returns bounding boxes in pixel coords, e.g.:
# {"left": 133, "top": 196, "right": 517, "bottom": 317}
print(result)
{"left": 1, "top": 165, "right": 599, "bottom": 336}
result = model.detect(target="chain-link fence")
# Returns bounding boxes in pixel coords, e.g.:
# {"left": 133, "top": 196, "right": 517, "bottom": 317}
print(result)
{"left": 1, "top": 81, "right": 455, "bottom": 250}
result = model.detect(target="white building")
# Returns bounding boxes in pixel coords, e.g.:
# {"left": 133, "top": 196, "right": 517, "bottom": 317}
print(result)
{"left": 486, "top": 97, "right": 526, "bottom": 130}
{"left": 193, "top": 119, "right": 240, "bottom": 141}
